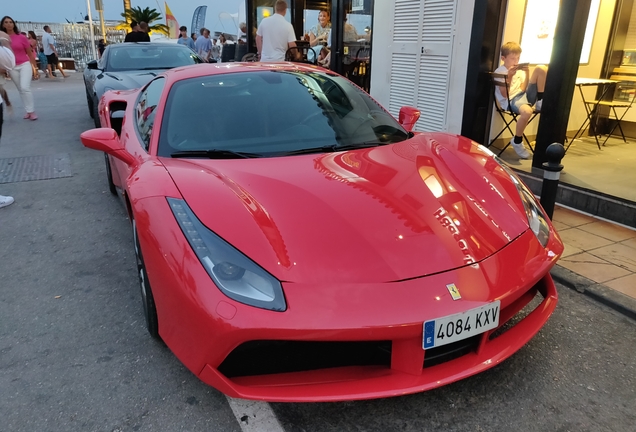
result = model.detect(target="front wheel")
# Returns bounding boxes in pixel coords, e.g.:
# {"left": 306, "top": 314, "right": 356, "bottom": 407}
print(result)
{"left": 133, "top": 220, "right": 160, "bottom": 339}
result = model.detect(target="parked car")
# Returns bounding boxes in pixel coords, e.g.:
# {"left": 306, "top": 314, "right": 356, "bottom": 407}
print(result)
{"left": 83, "top": 42, "right": 204, "bottom": 128}
{"left": 80, "top": 62, "right": 564, "bottom": 402}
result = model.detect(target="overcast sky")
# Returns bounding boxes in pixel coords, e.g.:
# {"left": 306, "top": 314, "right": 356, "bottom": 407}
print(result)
{"left": 3, "top": 0, "right": 243, "bottom": 34}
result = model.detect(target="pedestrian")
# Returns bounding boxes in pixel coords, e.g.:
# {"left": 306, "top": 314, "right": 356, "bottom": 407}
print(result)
{"left": 177, "top": 26, "right": 195, "bottom": 51}
{"left": 194, "top": 28, "right": 212, "bottom": 62}
{"left": 124, "top": 21, "right": 149, "bottom": 42}
{"left": 27, "top": 30, "right": 39, "bottom": 80}
{"left": 37, "top": 47, "right": 48, "bottom": 77}
{"left": 256, "top": 0, "right": 297, "bottom": 61}
{"left": 210, "top": 38, "right": 220, "bottom": 63}
{"left": 97, "top": 39, "right": 106, "bottom": 58}
{"left": 138, "top": 22, "right": 151, "bottom": 41}
{"left": 0, "top": 30, "right": 16, "bottom": 208}
{"left": 191, "top": 32, "right": 197, "bottom": 42}
{"left": 0, "top": 16, "right": 38, "bottom": 120}
{"left": 42, "top": 25, "right": 67, "bottom": 79}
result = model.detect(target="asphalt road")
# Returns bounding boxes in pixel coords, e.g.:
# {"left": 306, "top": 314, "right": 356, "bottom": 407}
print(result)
{"left": 0, "top": 74, "right": 634, "bottom": 432}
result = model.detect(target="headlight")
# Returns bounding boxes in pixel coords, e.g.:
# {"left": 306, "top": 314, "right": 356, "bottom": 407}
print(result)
{"left": 168, "top": 198, "right": 286, "bottom": 311}
{"left": 496, "top": 159, "right": 551, "bottom": 248}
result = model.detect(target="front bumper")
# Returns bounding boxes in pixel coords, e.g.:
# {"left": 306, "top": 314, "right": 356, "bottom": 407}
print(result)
{"left": 137, "top": 197, "right": 562, "bottom": 402}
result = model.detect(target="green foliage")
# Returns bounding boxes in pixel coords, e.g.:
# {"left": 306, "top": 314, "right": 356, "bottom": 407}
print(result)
{"left": 120, "top": 6, "right": 169, "bottom": 35}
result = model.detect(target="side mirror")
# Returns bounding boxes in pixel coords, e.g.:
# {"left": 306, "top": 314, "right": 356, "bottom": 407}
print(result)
{"left": 87, "top": 60, "right": 99, "bottom": 70}
{"left": 80, "top": 128, "right": 136, "bottom": 166}
{"left": 398, "top": 106, "right": 421, "bottom": 132}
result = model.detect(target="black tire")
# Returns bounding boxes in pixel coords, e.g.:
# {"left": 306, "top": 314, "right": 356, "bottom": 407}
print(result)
{"left": 92, "top": 96, "right": 101, "bottom": 128}
{"left": 133, "top": 221, "right": 160, "bottom": 339}
{"left": 104, "top": 153, "right": 117, "bottom": 195}
{"left": 86, "top": 89, "right": 94, "bottom": 119}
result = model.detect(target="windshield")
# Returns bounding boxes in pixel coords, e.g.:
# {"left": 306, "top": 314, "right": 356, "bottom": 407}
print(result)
{"left": 106, "top": 45, "right": 201, "bottom": 72}
{"left": 157, "top": 70, "right": 409, "bottom": 158}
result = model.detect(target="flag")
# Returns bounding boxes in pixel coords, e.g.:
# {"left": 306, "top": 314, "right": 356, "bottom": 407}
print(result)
{"left": 191, "top": 6, "right": 207, "bottom": 36}
{"left": 165, "top": 2, "right": 179, "bottom": 39}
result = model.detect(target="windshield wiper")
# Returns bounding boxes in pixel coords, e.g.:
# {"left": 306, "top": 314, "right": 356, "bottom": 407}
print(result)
{"left": 170, "top": 149, "right": 262, "bottom": 159}
{"left": 283, "top": 142, "right": 387, "bottom": 156}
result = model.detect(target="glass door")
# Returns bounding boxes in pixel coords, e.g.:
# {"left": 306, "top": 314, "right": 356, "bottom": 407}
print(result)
{"left": 330, "top": 0, "right": 374, "bottom": 92}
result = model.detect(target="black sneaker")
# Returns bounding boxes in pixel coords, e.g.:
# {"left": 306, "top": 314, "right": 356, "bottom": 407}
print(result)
{"left": 51, "top": 71, "right": 57, "bottom": 77}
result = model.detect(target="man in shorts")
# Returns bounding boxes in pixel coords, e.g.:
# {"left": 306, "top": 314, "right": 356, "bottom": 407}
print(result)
{"left": 494, "top": 41, "right": 547, "bottom": 159}
{"left": 42, "top": 25, "right": 67, "bottom": 78}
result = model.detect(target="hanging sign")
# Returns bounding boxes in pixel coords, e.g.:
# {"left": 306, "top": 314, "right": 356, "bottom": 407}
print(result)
{"left": 352, "top": 0, "right": 364, "bottom": 12}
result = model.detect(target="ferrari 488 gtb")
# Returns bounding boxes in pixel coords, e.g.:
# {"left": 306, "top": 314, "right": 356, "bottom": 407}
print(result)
{"left": 80, "top": 62, "right": 563, "bottom": 402}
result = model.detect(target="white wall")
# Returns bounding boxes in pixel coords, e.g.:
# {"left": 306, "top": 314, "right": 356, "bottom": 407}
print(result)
{"left": 369, "top": 0, "right": 475, "bottom": 134}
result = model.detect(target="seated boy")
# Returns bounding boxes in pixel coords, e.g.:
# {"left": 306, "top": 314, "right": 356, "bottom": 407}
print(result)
{"left": 494, "top": 41, "right": 547, "bottom": 159}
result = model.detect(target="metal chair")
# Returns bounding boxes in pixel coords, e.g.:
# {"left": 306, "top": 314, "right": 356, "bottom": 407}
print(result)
{"left": 583, "top": 82, "right": 636, "bottom": 148}
{"left": 284, "top": 46, "right": 318, "bottom": 64}
{"left": 241, "top": 53, "right": 258, "bottom": 62}
{"left": 488, "top": 72, "right": 540, "bottom": 156}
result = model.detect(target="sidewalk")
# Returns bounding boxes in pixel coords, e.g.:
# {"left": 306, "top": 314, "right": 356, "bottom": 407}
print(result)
{"left": 551, "top": 205, "right": 636, "bottom": 319}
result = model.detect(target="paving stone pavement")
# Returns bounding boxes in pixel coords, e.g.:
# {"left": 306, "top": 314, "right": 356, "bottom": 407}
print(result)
{"left": 551, "top": 205, "right": 636, "bottom": 319}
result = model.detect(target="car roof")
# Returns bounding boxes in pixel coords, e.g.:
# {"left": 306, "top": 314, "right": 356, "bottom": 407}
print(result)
{"left": 111, "top": 42, "right": 187, "bottom": 48}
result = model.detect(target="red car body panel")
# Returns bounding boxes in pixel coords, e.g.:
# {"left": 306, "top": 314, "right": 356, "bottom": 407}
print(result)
{"left": 161, "top": 133, "right": 529, "bottom": 283}
{"left": 87, "top": 63, "right": 564, "bottom": 402}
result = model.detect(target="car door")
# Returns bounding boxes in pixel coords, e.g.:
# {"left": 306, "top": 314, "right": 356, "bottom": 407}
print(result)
{"left": 113, "top": 77, "right": 166, "bottom": 190}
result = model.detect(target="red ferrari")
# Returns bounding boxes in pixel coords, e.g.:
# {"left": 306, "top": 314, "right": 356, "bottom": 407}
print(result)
{"left": 80, "top": 62, "right": 563, "bottom": 402}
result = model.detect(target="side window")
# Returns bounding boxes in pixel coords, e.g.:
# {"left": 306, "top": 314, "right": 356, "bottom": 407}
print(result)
{"left": 136, "top": 78, "right": 165, "bottom": 150}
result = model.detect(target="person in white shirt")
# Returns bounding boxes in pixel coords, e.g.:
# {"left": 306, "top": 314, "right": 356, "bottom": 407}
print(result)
{"left": 256, "top": 0, "right": 297, "bottom": 62}
{"left": 0, "top": 30, "right": 16, "bottom": 208}
{"left": 42, "top": 25, "right": 67, "bottom": 78}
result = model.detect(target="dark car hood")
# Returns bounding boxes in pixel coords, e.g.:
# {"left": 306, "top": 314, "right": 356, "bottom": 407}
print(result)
{"left": 97, "top": 70, "right": 165, "bottom": 92}
{"left": 161, "top": 133, "right": 531, "bottom": 284}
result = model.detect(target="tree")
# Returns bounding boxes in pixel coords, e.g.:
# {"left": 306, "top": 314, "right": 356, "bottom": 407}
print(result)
{"left": 120, "top": 6, "right": 168, "bottom": 35}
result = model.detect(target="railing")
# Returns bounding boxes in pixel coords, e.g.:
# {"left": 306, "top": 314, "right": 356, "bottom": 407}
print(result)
{"left": 17, "top": 21, "right": 126, "bottom": 70}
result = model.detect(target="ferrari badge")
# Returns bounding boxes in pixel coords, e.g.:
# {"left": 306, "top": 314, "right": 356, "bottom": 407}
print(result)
{"left": 446, "top": 283, "right": 461, "bottom": 300}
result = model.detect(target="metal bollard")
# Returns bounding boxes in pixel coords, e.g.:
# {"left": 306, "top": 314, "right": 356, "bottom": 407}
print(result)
{"left": 540, "top": 143, "right": 566, "bottom": 220}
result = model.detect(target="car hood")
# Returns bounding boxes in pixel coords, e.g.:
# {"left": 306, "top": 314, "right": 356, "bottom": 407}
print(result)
{"left": 161, "top": 133, "right": 531, "bottom": 283}
{"left": 97, "top": 70, "right": 165, "bottom": 92}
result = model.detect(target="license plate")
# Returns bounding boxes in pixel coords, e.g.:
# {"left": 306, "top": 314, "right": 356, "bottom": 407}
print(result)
{"left": 423, "top": 301, "right": 500, "bottom": 349}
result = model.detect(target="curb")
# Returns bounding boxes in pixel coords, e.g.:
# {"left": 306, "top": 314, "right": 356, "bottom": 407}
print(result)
{"left": 551, "top": 265, "right": 636, "bottom": 321}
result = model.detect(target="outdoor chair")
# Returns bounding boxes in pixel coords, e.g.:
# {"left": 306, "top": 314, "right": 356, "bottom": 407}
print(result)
{"left": 488, "top": 72, "right": 540, "bottom": 156}
{"left": 285, "top": 46, "right": 318, "bottom": 64}
{"left": 579, "top": 82, "right": 636, "bottom": 149}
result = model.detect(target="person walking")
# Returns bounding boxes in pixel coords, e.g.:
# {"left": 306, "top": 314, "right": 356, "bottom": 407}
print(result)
{"left": 0, "top": 30, "right": 16, "bottom": 208}
{"left": 256, "top": 0, "right": 297, "bottom": 62}
{"left": 27, "top": 30, "right": 39, "bottom": 79}
{"left": 0, "top": 16, "right": 37, "bottom": 120}
{"left": 42, "top": 25, "right": 67, "bottom": 79}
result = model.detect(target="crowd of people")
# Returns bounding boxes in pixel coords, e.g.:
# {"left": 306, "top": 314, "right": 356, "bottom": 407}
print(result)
{"left": 0, "top": 16, "right": 70, "bottom": 209}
